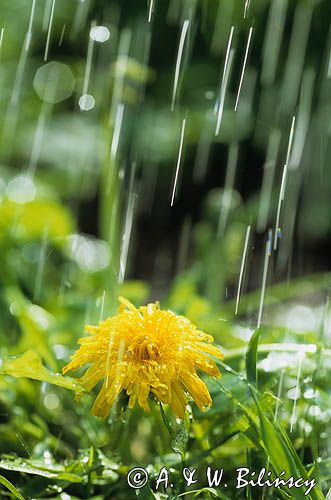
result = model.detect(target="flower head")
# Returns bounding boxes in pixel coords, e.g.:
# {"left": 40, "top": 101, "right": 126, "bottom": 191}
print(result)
{"left": 63, "top": 297, "right": 223, "bottom": 418}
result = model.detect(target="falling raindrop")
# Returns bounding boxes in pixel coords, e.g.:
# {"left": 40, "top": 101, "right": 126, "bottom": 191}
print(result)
{"left": 6, "top": 176, "right": 36, "bottom": 203}
{"left": 79, "top": 94, "right": 96, "bottom": 111}
{"left": 44, "top": 393, "right": 60, "bottom": 410}
{"left": 309, "top": 405, "right": 322, "bottom": 417}
{"left": 67, "top": 234, "right": 111, "bottom": 272}
{"left": 33, "top": 62, "right": 75, "bottom": 103}
{"left": 90, "top": 25, "right": 111, "bottom": 43}
{"left": 171, "top": 19, "right": 190, "bottom": 111}
{"left": 303, "top": 388, "right": 318, "bottom": 399}
{"left": 171, "top": 117, "right": 186, "bottom": 206}
{"left": 44, "top": 0, "right": 56, "bottom": 61}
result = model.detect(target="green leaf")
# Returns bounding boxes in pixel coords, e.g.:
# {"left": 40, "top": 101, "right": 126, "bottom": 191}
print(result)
{"left": 0, "top": 457, "right": 84, "bottom": 483}
{"left": 0, "top": 350, "right": 85, "bottom": 394}
{"left": 246, "top": 329, "right": 261, "bottom": 387}
{"left": 4, "top": 288, "right": 57, "bottom": 370}
{"left": 177, "top": 487, "right": 231, "bottom": 499}
{"left": 246, "top": 450, "right": 253, "bottom": 500}
{"left": 171, "top": 416, "right": 189, "bottom": 458}
{"left": 0, "top": 474, "right": 25, "bottom": 500}
{"left": 253, "top": 394, "right": 324, "bottom": 500}
{"left": 136, "top": 483, "right": 158, "bottom": 499}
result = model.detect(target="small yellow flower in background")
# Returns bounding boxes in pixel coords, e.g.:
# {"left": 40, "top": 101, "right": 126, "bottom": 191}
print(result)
{"left": 63, "top": 297, "right": 224, "bottom": 418}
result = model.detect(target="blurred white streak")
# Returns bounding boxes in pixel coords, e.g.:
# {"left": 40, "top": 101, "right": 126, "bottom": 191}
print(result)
{"left": 1, "top": 34, "right": 30, "bottom": 159}
{"left": 257, "top": 130, "right": 281, "bottom": 232}
{"left": 10, "top": 36, "right": 29, "bottom": 106}
{"left": 0, "top": 27, "right": 4, "bottom": 58}
{"left": 59, "top": 25, "right": 66, "bottom": 46}
{"left": 215, "top": 26, "right": 235, "bottom": 135}
{"left": 81, "top": 20, "right": 96, "bottom": 99}
{"left": 244, "top": 0, "right": 251, "bottom": 19}
{"left": 118, "top": 163, "right": 138, "bottom": 284}
{"left": 106, "top": 103, "right": 124, "bottom": 193}
{"left": 44, "top": 0, "right": 56, "bottom": 61}
{"left": 148, "top": 0, "right": 155, "bottom": 23}
{"left": 211, "top": 0, "right": 234, "bottom": 56}
{"left": 25, "top": 0, "right": 37, "bottom": 51}
{"left": 235, "top": 26, "right": 253, "bottom": 111}
{"left": 171, "top": 117, "right": 186, "bottom": 206}
{"left": 110, "top": 103, "right": 124, "bottom": 163}
{"left": 42, "top": 0, "right": 52, "bottom": 31}
{"left": 261, "top": 0, "right": 287, "bottom": 86}
{"left": 257, "top": 229, "right": 272, "bottom": 329}
{"left": 274, "top": 368, "right": 284, "bottom": 422}
{"left": 327, "top": 45, "right": 331, "bottom": 78}
{"left": 290, "top": 69, "right": 315, "bottom": 170}
{"left": 27, "top": 103, "right": 49, "bottom": 179}
{"left": 71, "top": 0, "right": 91, "bottom": 40}
{"left": 171, "top": 19, "right": 190, "bottom": 111}
{"left": 215, "top": 49, "right": 234, "bottom": 136}
{"left": 235, "top": 225, "right": 251, "bottom": 315}
{"left": 274, "top": 116, "right": 295, "bottom": 250}
{"left": 217, "top": 143, "right": 238, "bottom": 236}
{"left": 280, "top": 3, "right": 312, "bottom": 114}
{"left": 109, "top": 28, "right": 132, "bottom": 123}
{"left": 290, "top": 352, "right": 304, "bottom": 433}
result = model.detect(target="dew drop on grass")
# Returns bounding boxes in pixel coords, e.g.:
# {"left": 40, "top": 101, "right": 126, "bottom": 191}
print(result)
{"left": 43, "top": 450, "right": 52, "bottom": 464}
{"left": 60, "top": 493, "right": 71, "bottom": 500}
{"left": 171, "top": 424, "right": 188, "bottom": 456}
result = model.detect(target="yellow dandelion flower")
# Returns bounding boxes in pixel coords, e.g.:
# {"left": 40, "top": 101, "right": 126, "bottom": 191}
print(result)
{"left": 63, "top": 297, "right": 224, "bottom": 418}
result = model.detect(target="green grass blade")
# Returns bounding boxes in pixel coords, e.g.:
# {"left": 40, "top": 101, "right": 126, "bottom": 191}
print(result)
{"left": 246, "top": 329, "right": 261, "bottom": 387}
{"left": 0, "top": 475, "right": 25, "bottom": 500}
{"left": 0, "top": 350, "right": 86, "bottom": 394}
{"left": 252, "top": 393, "right": 324, "bottom": 500}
